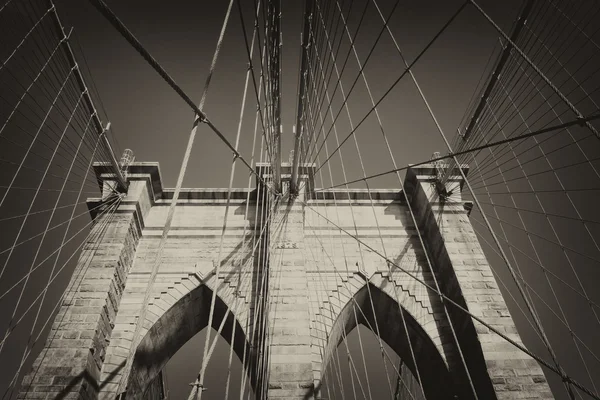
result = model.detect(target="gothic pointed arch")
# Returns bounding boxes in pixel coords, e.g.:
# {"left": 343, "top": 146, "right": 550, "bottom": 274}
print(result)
{"left": 124, "top": 282, "right": 255, "bottom": 398}
{"left": 322, "top": 282, "right": 456, "bottom": 400}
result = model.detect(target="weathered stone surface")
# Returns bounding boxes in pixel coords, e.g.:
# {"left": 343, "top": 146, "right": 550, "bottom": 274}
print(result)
{"left": 19, "top": 162, "right": 554, "bottom": 400}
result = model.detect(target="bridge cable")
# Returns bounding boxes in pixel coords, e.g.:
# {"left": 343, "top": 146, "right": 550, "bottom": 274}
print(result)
{"left": 16, "top": 195, "right": 123, "bottom": 398}
{"left": 300, "top": 9, "right": 430, "bottom": 392}
{"left": 85, "top": 0, "right": 280, "bottom": 198}
{"left": 303, "top": 3, "right": 482, "bottom": 395}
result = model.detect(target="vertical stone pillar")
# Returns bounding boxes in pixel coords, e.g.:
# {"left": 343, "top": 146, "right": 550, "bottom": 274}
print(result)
{"left": 405, "top": 163, "right": 553, "bottom": 400}
{"left": 265, "top": 168, "right": 317, "bottom": 399}
{"left": 19, "top": 168, "right": 151, "bottom": 400}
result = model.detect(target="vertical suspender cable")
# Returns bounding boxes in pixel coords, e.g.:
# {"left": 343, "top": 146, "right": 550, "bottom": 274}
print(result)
{"left": 114, "top": 0, "right": 235, "bottom": 395}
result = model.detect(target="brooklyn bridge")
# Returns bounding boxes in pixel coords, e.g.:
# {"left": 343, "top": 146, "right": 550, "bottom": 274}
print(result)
{"left": 0, "top": 0, "right": 599, "bottom": 399}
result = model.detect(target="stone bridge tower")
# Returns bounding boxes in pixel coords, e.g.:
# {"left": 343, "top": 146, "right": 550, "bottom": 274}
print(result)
{"left": 19, "top": 160, "right": 554, "bottom": 400}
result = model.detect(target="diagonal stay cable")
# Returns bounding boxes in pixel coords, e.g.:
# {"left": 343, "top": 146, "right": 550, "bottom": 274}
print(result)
{"left": 301, "top": 198, "right": 599, "bottom": 400}
{"left": 0, "top": 194, "right": 122, "bottom": 351}
{"left": 190, "top": 1, "right": 250, "bottom": 396}
{"left": 312, "top": 1, "right": 468, "bottom": 176}
{"left": 3, "top": 194, "right": 123, "bottom": 397}
{"left": 2, "top": 114, "right": 100, "bottom": 397}
{"left": 111, "top": 0, "right": 252, "bottom": 396}
{"left": 0, "top": 86, "right": 87, "bottom": 358}
{"left": 469, "top": 0, "right": 598, "bottom": 139}
{"left": 85, "top": 0, "right": 279, "bottom": 197}
{"left": 316, "top": 112, "right": 600, "bottom": 192}
{"left": 394, "top": 14, "right": 578, "bottom": 395}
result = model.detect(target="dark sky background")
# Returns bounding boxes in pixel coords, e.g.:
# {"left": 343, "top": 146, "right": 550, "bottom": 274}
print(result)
{"left": 2, "top": 0, "right": 600, "bottom": 398}
{"left": 52, "top": 0, "right": 520, "bottom": 189}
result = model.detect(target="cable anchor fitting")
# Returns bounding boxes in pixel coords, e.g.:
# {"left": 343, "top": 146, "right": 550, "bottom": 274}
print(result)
{"left": 189, "top": 381, "right": 207, "bottom": 392}
{"left": 576, "top": 116, "right": 588, "bottom": 127}
{"left": 99, "top": 121, "right": 111, "bottom": 137}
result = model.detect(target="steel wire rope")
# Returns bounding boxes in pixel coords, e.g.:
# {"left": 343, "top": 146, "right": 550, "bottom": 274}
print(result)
{"left": 10, "top": 194, "right": 122, "bottom": 398}
{"left": 298, "top": 0, "right": 371, "bottom": 168}
{"left": 188, "top": 201, "right": 285, "bottom": 399}
{"left": 466, "top": 134, "right": 600, "bottom": 189}
{"left": 0, "top": 187, "right": 117, "bottom": 270}
{"left": 246, "top": 143, "right": 273, "bottom": 398}
{"left": 309, "top": 2, "right": 467, "bottom": 179}
{"left": 303, "top": 226, "right": 367, "bottom": 400}
{"left": 1, "top": 0, "right": 120, "bottom": 190}
{"left": 438, "top": 0, "right": 594, "bottom": 178}
{"left": 390, "top": 11, "right": 579, "bottom": 395}
{"left": 308, "top": 123, "right": 367, "bottom": 400}
{"left": 459, "top": 202, "right": 600, "bottom": 364}
{"left": 189, "top": 1, "right": 248, "bottom": 396}
{"left": 340, "top": 0, "right": 556, "bottom": 390}
{"left": 302, "top": 86, "right": 379, "bottom": 400}
{"left": 0, "top": 4, "right": 53, "bottom": 74}
{"left": 237, "top": 0, "right": 274, "bottom": 165}
{"left": 442, "top": 196, "right": 592, "bottom": 398}
{"left": 0, "top": 62, "right": 78, "bottom": 284}
{"left": 303, "top": 214, "right": 426, "bottom": 399}
{"left": 299, "top": 0, "right": 353, "bottom": 168}
{"left": 447, "top": 184, "right": 600, "bottom": 367}
{"left": 336, "top": 0, "right": 575, "bottom": 350}
{"left": 85, "top": 0, "right": 281, "bottom": 196}
{"left": 10, "top": 1, "right": 120, "bottom": 170}
{"left": 302, "top": 5, "right": 481, "bottom": 392}
{"left": 453, "top": 0, "right": 579, "bottom": 157}
{"left": 462, "top": 209, "right": 595, "bottom": 399}
{"left": 304, "top": 6, "right": 600, "bottom": 392}
{"left": 0, "top": 194, "right": 122, "bottom": 351}
{"left": 0, "top": 155, "right": 107, "bottom": 194}
{"left": 453, "top": 0, "right": 565, "bottom": 157}
{"left": 463, "top": 144, "right": 600, "bottom": 234}
{"left": 255, "top": 192, "right": 280, "bottom": 398}
{"left": 303, "top": 79, "right": 429, "bottom": 400}
{"left": 465, "top": 146, "right": 600, "bottom": 376}
{"left": 310, "top": 136, "right": 421, "bottom": 400}
{"left": 300, "top": 199, "right": 600, "bottom": 399}
{"left": 224, "top": 5, "right": 264, "bottom": 396}
{"left": 452, "top": 90, "right": 600, "bottom": 186}
{"left": 2, "top": 111, "right": 100, "bottom": 397}
{"left": 109, "top": 0, "right": 239, "bottom": 395}
{"left": 251, "top": 0, "right": 277, "bottom": 167}
{"left": 300, "top": 0, "right": 391, "bottom": 169}
{"left": 457, "top": 1, "right": 600, "bottom": 172}
{"left": 478, "top": 66, "right": 600, "bottom": 300}
{"left": 302, "top": 227, "right": 369, "bottom": 399}
{"left": 0, "top": 31, "right": 71, "bottom": 160}
{"left": 547, "top": 0, "right": 600, "bottom": 55}
{"left": 301, "top": 0, "right": 340, "bottom": 157}
{"left": 300, "top": 0, "right": 362, "bottom": 165}
{"left": 456, "top": 0, "right": 550, "bottom": 136}
{"left": 301, "top": 0, "right": 354, "bottom": 164}
{"left": 304, "top": 41, "right": 439, "bottom": 400}
{"left": 0, "top": 25, "right": 118, "bottom": 189}
{"left": 237, "top": 54, "right": 270, "bottom": 400}
{"left": 239, "top": 137, "right": 272, "bottom": 399}
{"left": 299, "top": 64, "right": 356, "bottom": 400}
{"left": 255, "top": 0, "right": 274, "bottom": 155}
{"left": 0, "top": 85, "right": 87, "bottom": 358}
{"left": 306, "top": 2, "right": 421, "bottom": 395}
{"left": 312, "top": 112, "right": 600, "bottom": 192}
{"left": 0, "top": 70, "right": 115, "bottom": 180}
{"left": 71, "top": 32, "right": 122, "bottom": 155}
{"left": 467, "top": 58, "right": 600, "bottom": 272}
